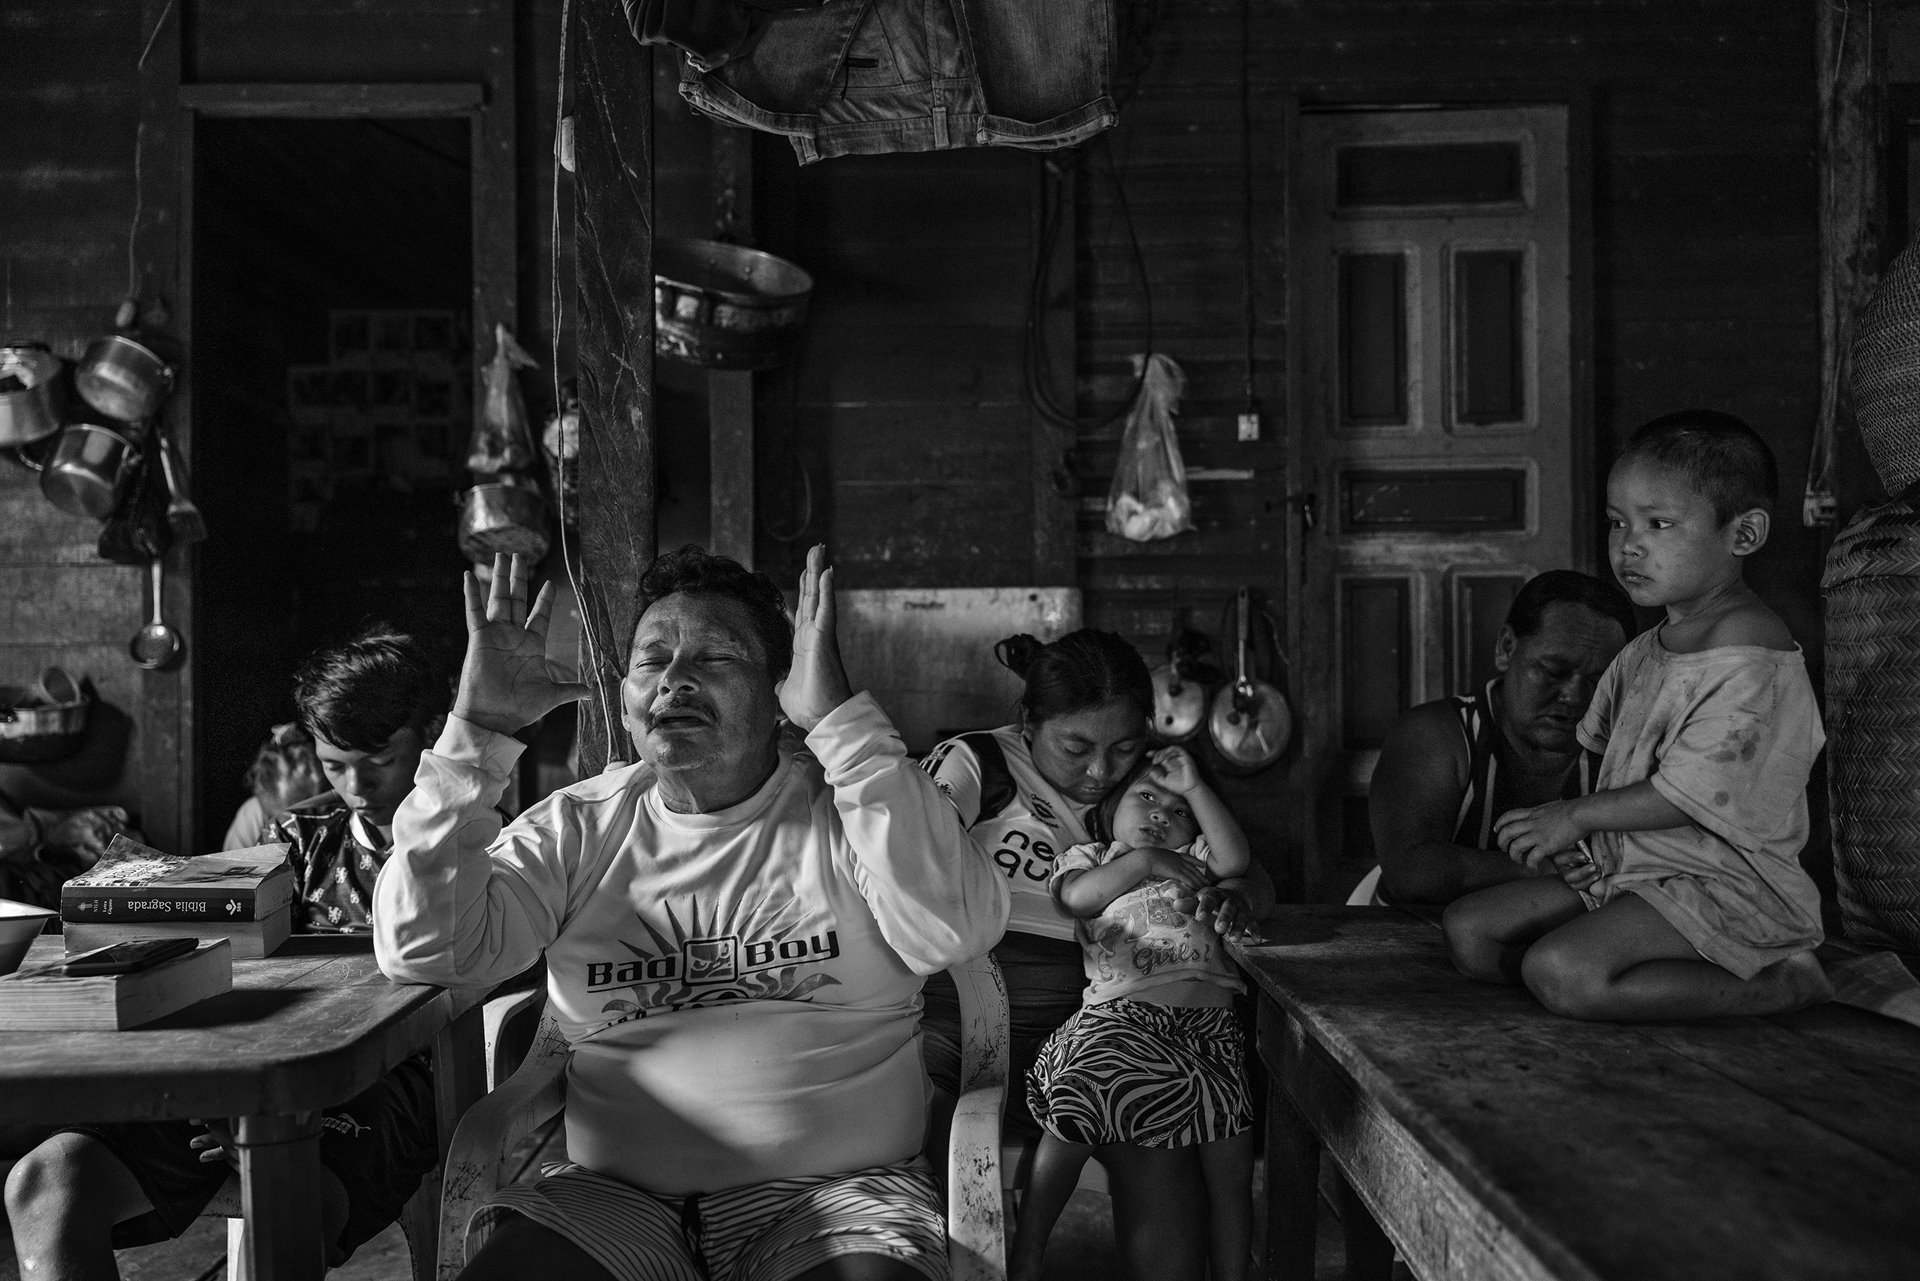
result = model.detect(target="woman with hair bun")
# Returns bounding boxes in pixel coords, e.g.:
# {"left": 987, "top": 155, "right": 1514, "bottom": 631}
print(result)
{"left": 919, "top": 628, "right": 1269, "bottom": 1278}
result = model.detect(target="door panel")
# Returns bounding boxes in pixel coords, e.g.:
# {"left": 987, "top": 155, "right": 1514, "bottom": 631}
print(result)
{"left": 1292, "top": 106, "right": 1575, "bottom": 898}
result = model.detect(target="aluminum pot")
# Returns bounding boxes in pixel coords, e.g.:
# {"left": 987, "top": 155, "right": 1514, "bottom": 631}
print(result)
{"left": 653, "top": 238, "right": 813, "bottom": 371}
{"left": 0, "top": 667, "right": 90, "bottom": 765}
{"left": 41, "top": 423, "right": 139, "bottom": 520}
{"left": 457, "top": 476, "right": 550, "bottom": 563}
{"left": 74, "top": 335, "right": 174, "bottom": 423}
{"left": 0, "top": 344, "right": 67, "bottom": 448}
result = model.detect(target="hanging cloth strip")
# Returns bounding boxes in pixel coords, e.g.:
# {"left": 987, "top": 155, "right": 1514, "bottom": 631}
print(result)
{"left": 672, "top": 0, "right": 1118, "bottom": 165}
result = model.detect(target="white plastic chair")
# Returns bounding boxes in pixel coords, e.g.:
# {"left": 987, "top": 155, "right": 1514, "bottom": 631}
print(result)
{"left": 438, "top": 958, "right": 1015, "bottom": 1281}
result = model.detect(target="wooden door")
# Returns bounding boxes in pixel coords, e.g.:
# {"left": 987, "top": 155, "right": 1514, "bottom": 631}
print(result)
{"left": 1290, "top": 106, "right": 1578, "bottom": 898}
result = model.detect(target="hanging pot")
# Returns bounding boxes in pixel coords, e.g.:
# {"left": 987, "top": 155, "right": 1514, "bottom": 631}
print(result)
{"left": 457, "top": 475, "right": 550, "bottom": 563}
{"left": 653, "top": 238, "right": 814, "bottom": 370}
{"left": 1149, "top": 616, "right": 1218, "bottom": 744}
{"left": 0, "top": 667, "right": 91, "bottom": 765}
{"left": 41, "top": 422, "right": 140, "bottom": 520}
{"left": 74, "top": 335, "right": 174, "bottom": 423}
{"left": 1208, "top": 588, "right": 1292, "bottom": 772}
{"left": 0, "top": 344, "right": 67, "bottom": 449}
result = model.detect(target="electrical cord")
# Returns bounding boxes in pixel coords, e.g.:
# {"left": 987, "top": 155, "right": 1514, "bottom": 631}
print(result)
{"left": 548, "top": 0, "right": 620, "bottom": 765}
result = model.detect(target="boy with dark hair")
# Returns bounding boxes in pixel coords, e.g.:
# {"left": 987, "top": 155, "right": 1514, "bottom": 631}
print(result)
{"left": 281, "top": 626, "right": 450, "bottom": 931}
{"left": 1442, "top": 411, "right": 1832, "bottom": 1021}
{"left": 4, "top": 626, "right": 448, "bottom": 1277}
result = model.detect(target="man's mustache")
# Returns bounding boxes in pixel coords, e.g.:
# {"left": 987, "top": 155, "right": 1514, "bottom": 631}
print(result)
{"left": 645, "top": 697, "right": 714, "bottom": 726}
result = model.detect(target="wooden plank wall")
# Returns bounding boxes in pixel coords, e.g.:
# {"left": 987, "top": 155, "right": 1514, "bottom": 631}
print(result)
{"left": 0, "top": 4, "right": 154, "bottom": 821}
{"left": 754, "top": 145, "right": 1068, "bottom": 591}
{"left": 1074, "top": 0, "right": 1823, "bottom": 895}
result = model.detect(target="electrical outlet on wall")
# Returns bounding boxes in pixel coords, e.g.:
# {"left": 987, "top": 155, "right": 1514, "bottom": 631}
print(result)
{"left": 1237, "top": 411, "right": 1260, "bottom": 442}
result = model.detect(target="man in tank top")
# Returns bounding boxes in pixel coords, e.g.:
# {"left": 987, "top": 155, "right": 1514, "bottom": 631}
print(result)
{"left": 1365, "top": 571, "right": 1636, "bottom": 906}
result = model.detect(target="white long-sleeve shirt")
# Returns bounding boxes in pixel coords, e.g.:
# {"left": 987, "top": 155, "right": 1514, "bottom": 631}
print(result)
{"left": 374, "top": 692, "right": 1008, "bottom": 1194}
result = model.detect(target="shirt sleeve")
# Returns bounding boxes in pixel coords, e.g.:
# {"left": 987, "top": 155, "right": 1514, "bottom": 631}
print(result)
{"left": 222, "top": 797, "right": 267, "bottom": 852}
{"left": 809, "top": 694, "right": 1009, "bottom": 975}
{"left": 373, "top": 716, "right": 577, "bottom": 988}
{"left": 1048, "top": 840, "right": 1108, "bottom": 904}
{"left": 1577, "top": 651, "right": 1624, "bottom": 755}
{"left": 919, "top": 735, "right": 985, "bottom": 826}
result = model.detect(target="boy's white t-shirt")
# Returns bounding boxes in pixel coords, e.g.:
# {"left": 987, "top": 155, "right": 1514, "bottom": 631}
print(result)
{"left": 1577, "top": 631, "right": 1825, "bottom": 978}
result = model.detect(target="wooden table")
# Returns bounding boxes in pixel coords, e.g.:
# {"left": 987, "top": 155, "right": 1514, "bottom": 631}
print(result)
{"left": 1232, "top": 906, "right": 1920, "bottom": 1281}
{"left": 0, "top": 935, "right": 487, "bottom": 1281}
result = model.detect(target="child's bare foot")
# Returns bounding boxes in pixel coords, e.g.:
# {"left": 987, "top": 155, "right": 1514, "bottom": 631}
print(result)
{"left": 1767, "top": 950, "right": 1833, "bottom": 1011}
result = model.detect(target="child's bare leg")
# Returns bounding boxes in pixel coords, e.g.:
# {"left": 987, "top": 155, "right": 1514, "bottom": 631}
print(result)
{"left": 1101, "top": 1142, "right": 1209, "bottom": 1281}
{"left": 1521, "top": 893, "right": 1833, "bottom": 1021}
{"left": 1198, "top": 1130, "right": 1255, "bottom": 1281}
{"left": 1009, "top": 1133, "right": 1094, "bottom": 1281}
{"left": 1442, "top": 879, "right": 1587, "bottom": 983}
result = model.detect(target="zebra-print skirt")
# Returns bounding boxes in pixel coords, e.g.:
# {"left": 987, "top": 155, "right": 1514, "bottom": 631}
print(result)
{"left": 1026, "top": 999, "right": 1251, "bottom": 1149}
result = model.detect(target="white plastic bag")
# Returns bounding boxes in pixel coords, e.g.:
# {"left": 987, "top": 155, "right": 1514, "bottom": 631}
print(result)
{"left": 1105, "top": 353, "right": 1194, "bottom": 541}
{"left": 466, "top": 323, "right": 540, "bottom": 474}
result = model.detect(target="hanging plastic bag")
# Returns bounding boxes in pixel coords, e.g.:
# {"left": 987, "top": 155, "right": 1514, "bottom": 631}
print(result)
{"left": 466, "top": 323, "right": 540, "bottom": 475}
{"left": 1105, "top": 353, "right": 1194, "bottom": 542}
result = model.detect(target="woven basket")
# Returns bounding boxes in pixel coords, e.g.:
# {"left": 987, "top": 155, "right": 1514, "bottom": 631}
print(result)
{"left": 1823, "top": 493, "right": 1920, "bottom": 951}
{"left": 1852, "top": 244, "right": 1920, "bottom": 496}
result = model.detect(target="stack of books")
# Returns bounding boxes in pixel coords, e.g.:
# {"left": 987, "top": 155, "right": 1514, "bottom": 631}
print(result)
{"left": 61, "top": 837, "right": 296, "bottom": 959}
{"left": 0, "top": 938, "right": 233, "bottom": 1030}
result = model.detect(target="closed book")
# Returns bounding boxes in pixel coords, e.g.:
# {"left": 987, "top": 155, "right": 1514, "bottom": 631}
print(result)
{"left": 0, "top": 938, "right": 233, "bottom": 1030}
{"left": 61, "top": 836, "right": 294, "bottom": 923}
{"left": 64, "top": 903, "right": 293, "bottom": 960}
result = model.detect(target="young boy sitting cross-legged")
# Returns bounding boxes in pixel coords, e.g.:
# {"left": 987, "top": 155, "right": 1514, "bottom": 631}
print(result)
{"left": 3, "top": 627, "right": 448, "bottom": 1279}
{"left": 1442, "top": 410, "right": 1832, "bottom": 1021}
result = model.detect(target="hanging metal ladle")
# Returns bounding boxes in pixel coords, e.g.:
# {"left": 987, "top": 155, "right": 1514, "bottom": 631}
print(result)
{"left": 129, "top": 556, "right": 183, "bottom": 670}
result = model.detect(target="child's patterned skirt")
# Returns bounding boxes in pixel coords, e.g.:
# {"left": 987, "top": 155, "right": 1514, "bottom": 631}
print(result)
{"left": 1026, "top": 999, "right": 1251, "bottom": 1148}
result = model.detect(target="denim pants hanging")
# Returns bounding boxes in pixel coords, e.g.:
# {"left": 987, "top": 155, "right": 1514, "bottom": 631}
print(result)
{"left": 678, "top": 0, "right": 1117, "bottom": 164}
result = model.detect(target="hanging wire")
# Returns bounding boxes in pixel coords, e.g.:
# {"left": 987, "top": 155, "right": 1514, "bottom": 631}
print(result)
{"left": 1021, "top": 2, "right": 1162, "bottom": 436}
{"left": 125, "top": 119, "right": 145, "bottom": 308}
{"left": 1239, "top": 0, "right": 1256, "bottom": 413}
{"left": 548, "top": 0, "right": 620, "bottom": 765}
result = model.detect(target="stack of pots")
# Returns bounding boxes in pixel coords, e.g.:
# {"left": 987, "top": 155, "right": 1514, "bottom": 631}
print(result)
{"left": 1, "top": 335, "right": 174, "bottom": 520}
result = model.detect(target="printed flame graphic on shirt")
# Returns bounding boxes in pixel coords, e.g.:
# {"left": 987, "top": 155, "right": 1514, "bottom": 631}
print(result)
{"left": 589, "top": 898, "right": 842, "bottom": 1028}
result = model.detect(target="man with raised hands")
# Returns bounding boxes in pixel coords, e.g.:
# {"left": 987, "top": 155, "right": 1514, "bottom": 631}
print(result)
{"left": 374, "top": 545, "right": 1007, "bottom": 1281}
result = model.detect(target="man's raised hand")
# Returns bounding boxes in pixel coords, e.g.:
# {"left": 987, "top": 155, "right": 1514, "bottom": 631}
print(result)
{"left": 452, "top": 552, "right": 591, "bottom": 737}
{"left": 777, "top": 544, "right": 853, "bottom": 732}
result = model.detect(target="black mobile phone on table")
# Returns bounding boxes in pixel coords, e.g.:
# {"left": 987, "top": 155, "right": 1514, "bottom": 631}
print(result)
{"left": 55, "top": 937, "right": 199, "bottom": 977}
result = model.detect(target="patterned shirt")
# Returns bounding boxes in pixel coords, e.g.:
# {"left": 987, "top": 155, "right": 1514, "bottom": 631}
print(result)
{"left": 269, "top": 792, "right": 389, "bottom": 933}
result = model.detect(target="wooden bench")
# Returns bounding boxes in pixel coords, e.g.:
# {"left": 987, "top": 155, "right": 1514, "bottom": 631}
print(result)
{"left": 1232, "top": 906, "right": 1920, "bottom": 1281}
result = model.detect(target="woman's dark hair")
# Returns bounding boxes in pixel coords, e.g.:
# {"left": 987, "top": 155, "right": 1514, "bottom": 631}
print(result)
{"left": 995, "top": 628, "right": 1153, "bottom": 728}
{"left": 293, "top": 626, "right": 450, "bottom": 752}
{"left": 1617, "top": 409, "right": 1778, "bottom": 524}
{"left": 638, "top": 544, "right": 792, "bottom": 678}
{"left": 1505, "top": 570, "right": 1637, "bottom": 643}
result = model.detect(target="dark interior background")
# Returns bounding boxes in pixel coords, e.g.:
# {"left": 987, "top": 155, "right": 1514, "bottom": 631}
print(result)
{"left": 191, "top": 116, "right": 471, "bottom": 834}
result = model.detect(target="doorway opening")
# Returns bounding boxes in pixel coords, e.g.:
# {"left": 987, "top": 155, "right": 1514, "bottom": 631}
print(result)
{"left": 190, "top": 116, "right": 473, "bottom": 845}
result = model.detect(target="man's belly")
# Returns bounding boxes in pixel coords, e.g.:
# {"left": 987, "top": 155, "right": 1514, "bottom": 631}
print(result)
{"left": 564, "top": 1002, "right": 928, "bottom": 1194}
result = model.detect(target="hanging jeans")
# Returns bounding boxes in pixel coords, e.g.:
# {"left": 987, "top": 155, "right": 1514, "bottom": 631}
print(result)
{"left": 678, "top": 0, "right": 1117, "bottom": 164}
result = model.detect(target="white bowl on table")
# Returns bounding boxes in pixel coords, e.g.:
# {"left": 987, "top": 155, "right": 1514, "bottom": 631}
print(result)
{"left": 0, "top": 898, "right": 58, "bottom": 976}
